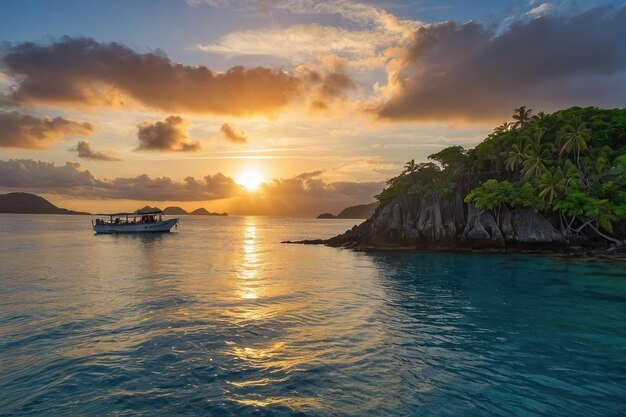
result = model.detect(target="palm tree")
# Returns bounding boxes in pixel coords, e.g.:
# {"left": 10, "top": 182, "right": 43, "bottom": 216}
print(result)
{"left": 580, "top": 146, "right": 611, "bottom": 176}
{"left": 557, "top": 121, "right": 591, "bottom": 170}
{"left": 522, "top": 148, "right": 552, "bottom": 181}
{"left": 559, "top": 159, "right": 580, "bottom": 186}
{"left": 538, "top": 168, "right": 566, "bottom": 203}
{"left": 512, "top": 106, "right": 532, "bottom": 129}
{"left": 494, "top": 122, "right": 513, "bottom": 135}
{"left": 503, "top": 141, "right": 525, "bottom": 172}
{"left": 403, "top": 159, "right": 417, "bottom": 175}
{"left": 530, "top": 111, "right": 548, "bottom": 129}
{"left": 521, "top": 128, "right": 552, "bottom": 181}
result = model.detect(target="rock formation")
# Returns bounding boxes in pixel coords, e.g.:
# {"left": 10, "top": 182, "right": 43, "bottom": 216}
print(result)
{"left": 295, "top": 190, "right": 570, "bottom": 251}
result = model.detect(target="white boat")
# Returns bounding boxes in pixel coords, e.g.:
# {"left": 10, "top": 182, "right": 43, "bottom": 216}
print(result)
{"left": 92, "top": 210, "right": 179, "bottom": 234}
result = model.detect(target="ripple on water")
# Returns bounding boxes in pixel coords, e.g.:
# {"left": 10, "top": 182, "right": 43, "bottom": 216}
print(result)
{"left": 1, "top": 216, "right": 625, "bottom": 416}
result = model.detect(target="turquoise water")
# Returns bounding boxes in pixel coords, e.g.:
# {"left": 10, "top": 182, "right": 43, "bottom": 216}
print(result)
{"left": 0, "top": 214, "right": 625, "bottom": 416}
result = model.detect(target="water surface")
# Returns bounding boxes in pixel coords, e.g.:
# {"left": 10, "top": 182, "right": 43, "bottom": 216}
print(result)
{"left": 1, "top": 214, "right": 625, "bottom": 416}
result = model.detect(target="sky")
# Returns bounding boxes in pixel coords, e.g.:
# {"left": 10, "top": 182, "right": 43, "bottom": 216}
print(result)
{"left": 1, "top": 0, "right": 625, "bottom": 216}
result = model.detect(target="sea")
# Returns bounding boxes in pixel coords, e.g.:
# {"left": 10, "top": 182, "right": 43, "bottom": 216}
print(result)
{"left": 0, "top": 214, "right": 625, "bottom": 416}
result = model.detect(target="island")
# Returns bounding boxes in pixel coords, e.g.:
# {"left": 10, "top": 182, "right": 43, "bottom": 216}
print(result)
{"left": 0, "top": 192, "right": 89, "bottom": 215}
{"left": 289, "top": 107, "right": 626, "bottom": 253}
{"left": 163, "top": 206, "right": 188, "bottom": 215}
{"left": 189, "top": 207, "right": 228, "bottom": 216}
{"left": 151, "top": 206, "right": 228, "bottom": 216}
{"left": 316, "top": 202, "right": 378, "bottom": 219}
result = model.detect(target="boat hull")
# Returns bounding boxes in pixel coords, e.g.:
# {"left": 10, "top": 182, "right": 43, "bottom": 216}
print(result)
{"left": 93, "top": 218, "right": 179, "bottom": 234}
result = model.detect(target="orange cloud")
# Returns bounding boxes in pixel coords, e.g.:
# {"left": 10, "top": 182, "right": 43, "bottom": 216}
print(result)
{"left": 72, "top": 141, "right": 121, "bottom": 161}
{"left": 0, "top": 111, "right": 93, "bottom": 149}
{"left": 220, "top": 123, "right": 248, "bottom": 144}
{"left": 136, "top": 116, "right": 201, "bottom": 152}
{"left": 2, "top": 37, "right": 302, "bottom": 116}
{"left": 0, "top": 160, "right": 383, "bottom": 216}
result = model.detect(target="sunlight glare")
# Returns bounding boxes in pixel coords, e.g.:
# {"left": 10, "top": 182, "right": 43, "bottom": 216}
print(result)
{"left": 237, "top": 170, "right": 264, "bottom": 191}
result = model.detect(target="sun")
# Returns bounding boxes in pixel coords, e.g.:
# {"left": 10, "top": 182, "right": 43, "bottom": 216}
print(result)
{"left": 237, "top": 170, "right": 264, "bottom": 191}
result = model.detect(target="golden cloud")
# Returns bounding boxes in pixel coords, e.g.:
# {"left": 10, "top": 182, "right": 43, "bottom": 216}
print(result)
{"left": 0, "top": 111, "right": 93, "bottom": 149}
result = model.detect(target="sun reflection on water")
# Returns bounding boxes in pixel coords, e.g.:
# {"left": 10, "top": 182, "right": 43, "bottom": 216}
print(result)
{"left": 238, "top": 219, "right": 261, "bottom": 302}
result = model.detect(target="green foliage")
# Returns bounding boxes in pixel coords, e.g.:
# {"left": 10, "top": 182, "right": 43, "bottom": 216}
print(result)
{"left": 376, "top": 106, "right": 626, "bottom": 243}
{"left": 465, "top": 180, "right": 541, "bottom": 212}
{"left": 428, "top": 146, "right": 469, "bottom": 174}
{"left": 554, "top": 188, "right": 614, "bottom": 232}
{"left": 376, "top": 162, "right": 450, "bottom": 204}
{"left": 376, "top": 147, "right": 470, "bottom": 204}
{"left": 464, "top": 180, "right": 515, "bottom": 211}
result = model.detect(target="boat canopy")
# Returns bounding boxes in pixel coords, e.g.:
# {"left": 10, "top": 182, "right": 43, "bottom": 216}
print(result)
{"left": 96, "top": 210, "right": 164, "bottom": 216}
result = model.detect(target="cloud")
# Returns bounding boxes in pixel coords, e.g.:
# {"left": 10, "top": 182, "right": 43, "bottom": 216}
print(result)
{"left": 316, "top": 71, "right": 356, "bottom": 103}
{"left": 225, "top": 169, "right": 384, "bottom": 216}
{"left": 136, "top": 116, "right": 201, "bottom": 152}
{"left": 97, "top": 173, "right": 239, "bottom": 201}
{"left": 0, "top": 159, "right": 383, "bottom": 215}
{"left": 0, "top": 160, "right": 96, "bottom": 188}
{"left": 0, "top": 159, "right": 239, "bottom": 201}
{"left": 297, "top": 65, "right": 357, "bottom": 110}
{"left": 261, "top": 169, "right": 381, "bottom": 199}
{"left": 198, "top": 23, "right": 394, "bottom": 62}
{"left": 1, "top": 37, "right": 302, "bottom": 116}
{"left": 528, "top": 2, "right": 551, "bottom": 15}
{"left": 190, "top": 0, "right": 418, "bottom": 33}
{"left": 0, "top": 111, "right": 93, "bottom": 149}
{"left": 220, "top": 123, "right": 248, "bottom": 144}
{"left": 72, "top": 141, "right": 121, "bottom": 161}
{"left": 376, "top": 6, "right": 626, "bottom": 122}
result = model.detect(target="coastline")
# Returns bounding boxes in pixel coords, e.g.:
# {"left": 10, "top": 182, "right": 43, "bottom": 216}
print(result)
{"left": 283, "top": 238, "right": 626, "bottom": 261}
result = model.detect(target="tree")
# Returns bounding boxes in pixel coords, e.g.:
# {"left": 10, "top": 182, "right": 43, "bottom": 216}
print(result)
{"left": 538, "top": 168, "right": 566, "bottom": 203}
{"left": 428, "top": 146, "right": 468, "bottom": 174}
{"left": 403, "top": 159, "right": 417, "bottom": 175}
{"left": 557, "top": 120, "right": 592, "bottom": 170}
{"left": 521, "top": 128, "right": 553, "bottom": 181}
{"left": 512, "top": 106, "right": 532, "bottom": 128}
{"left": 494, "top": 122, "right": 513, "bottom": 134}
{"left": 464, "top": 179, "right": 517, "bottom": 224}
{"left": 503, "top": 141, "right": 526, "bottom": 172}
{"left": 553, "top": 186, "right": 622, "bottom": 244}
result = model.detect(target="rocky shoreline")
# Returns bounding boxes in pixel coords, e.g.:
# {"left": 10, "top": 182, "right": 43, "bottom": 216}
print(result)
{"left": 285, "top": 191, "right": 625, "bottom": 258}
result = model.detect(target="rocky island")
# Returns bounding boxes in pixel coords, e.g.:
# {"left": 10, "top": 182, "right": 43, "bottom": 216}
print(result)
{"left": 289, "top": 107, "right": 626, "bottom": 253}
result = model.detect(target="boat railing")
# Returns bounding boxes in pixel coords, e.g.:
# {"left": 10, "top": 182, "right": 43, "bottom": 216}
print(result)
{"left": 92, "top": 214, "right": 164, "bottom": 226}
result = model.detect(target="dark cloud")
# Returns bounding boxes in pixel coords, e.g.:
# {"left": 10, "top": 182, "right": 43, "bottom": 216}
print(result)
{"left": 72, "top": 141, "right": 121, "bottom": 161}
{"left": 300, "top": 68, "right": 357, "bottom": 110}
{"left": 377, "top": 6, "right": 626, "bottom": 121}
{"left": 0, "top": 159, "right": 239, "bottom": 201}
{"left": 1, "top": 37, "right": 302, "bottom": 115}
{"left": 98, "top": 173, "right": 239, "bottom": 201}
{"left": 0, "top": 159, "right": 96, "bottom": 188}
{"left": 136, "top": 116, "right": 201, "bottom": 152}
{"left": 219, "top": 123, "right": 248, "bottom": 144}
{"left": 318, "top": 72, "right": 356, "bottom": 100}
{"left": 0, "top": 111, "right": 93, "bottom": 149}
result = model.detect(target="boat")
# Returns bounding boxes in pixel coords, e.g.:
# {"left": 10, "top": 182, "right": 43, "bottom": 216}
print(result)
{"left": 92, "top": 210, "right": 179, "bottom": 234}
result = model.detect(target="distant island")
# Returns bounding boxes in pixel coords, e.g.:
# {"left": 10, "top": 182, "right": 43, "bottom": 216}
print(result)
{"left": 137, "top": 206, "right": 228, "bottom": 216}
{"left": 0, "top": 192, "right": 89, "bottom": 215}
{"left": 0, "top": 194, "right": 230, "bottom": 217}
{"left": 317, "top": 202, "right": 378, "bottom": 219}
{"left": 289, "top": 106, "right": 626, "bottom": 253}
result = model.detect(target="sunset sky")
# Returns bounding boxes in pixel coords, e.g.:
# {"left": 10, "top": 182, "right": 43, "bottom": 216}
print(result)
{"left": 1, "top": 0, "right": 625, "bottom": 216}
